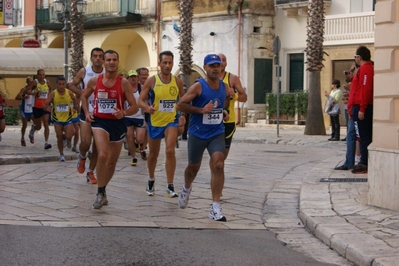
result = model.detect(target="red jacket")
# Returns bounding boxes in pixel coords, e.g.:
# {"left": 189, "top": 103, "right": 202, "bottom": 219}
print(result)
{"left": 347, "top": 62, "right": 374, "bottom": 116}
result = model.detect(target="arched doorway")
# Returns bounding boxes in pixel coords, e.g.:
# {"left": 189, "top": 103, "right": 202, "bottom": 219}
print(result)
{"left": 101, "top": 29, "right": 150, "bottom": 76}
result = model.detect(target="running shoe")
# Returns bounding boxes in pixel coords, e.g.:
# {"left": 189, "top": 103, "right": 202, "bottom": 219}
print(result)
{"left": 166, "top": 184, "right": 178, "bottom": 198}
{"left": 29, "top": 125, "right": 35, "bottom": 143}
{"left": 146, "top": 180, "right": 155, "bottom": 196}
{"left": 66, "top": 140, "right": 72, "bottom": 149}
{"left": 71, "top": 146, "right": 79, "bottom": 153}
{"left": 135, "top": 142, "right": 139, "bottom": 152}
{"left": 130, "top": 158, "right": 138, "bottom": 166}
{"left": 63, "top": 139, "right": 67, "bottom": 147}
{"left": 92, "top": 193, "right": 106, "bottom": 209}
{"left": 86, "top": 171, "right": 97, "bottom": 184}
{"left": 77, "top": 154, "right": 86, "bottom": 174}
{"left": 123, "top": 140, "right": 128, "bottom": 150}
{"left": 140, "top": 150, "right": 147, "bottom": 160}
{"left": 21, "top": 139, "right": 26, "bottom": 146}
{"left": 44, "top": 143, "right": 52, "bottom": 150}
{"left": 59, "top": 155, "right": 65, "bottom": 162}
{"left": 103, "top": 192, "right": 108, "bottom": 206}
{"left": 208, "top": 204, "right": 227, "bottom": 222}
{"left": 178, "top": 187, "right": 191, "bottom": 209}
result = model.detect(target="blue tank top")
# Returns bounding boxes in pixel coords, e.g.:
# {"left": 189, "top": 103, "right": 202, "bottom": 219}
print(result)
{"left": 189, "top": 78, "right": 226, "bottom": 139}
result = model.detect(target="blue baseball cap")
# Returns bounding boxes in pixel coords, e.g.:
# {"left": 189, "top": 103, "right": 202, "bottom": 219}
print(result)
{"left": 204, "top": 54, "right": 222, "bottom": 65}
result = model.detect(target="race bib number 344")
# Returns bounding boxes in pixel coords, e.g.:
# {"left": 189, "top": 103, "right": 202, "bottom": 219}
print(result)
{"left": 98, "top": 99, "right": 116, "bottom": 113}
{"left": 202, "top": 109, "right": 223, "bottom": 124}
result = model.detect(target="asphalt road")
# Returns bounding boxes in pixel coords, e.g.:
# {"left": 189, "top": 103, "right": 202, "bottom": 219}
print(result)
{"left": 0, "top": 225, "right": 337, "bottom": 266}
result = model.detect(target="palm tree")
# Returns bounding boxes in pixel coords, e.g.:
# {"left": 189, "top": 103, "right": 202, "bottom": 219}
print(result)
{"left": 69, "top": 0, "right": 85, "bottom": 80}
{"left": 178, "top": 0, "right": 194, "bottom": 86}
{"left": 304, "top": 0, "right": 326, "bottom": 135}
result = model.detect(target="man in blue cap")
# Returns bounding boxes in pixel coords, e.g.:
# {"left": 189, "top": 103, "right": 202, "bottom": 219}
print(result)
{"left": 176, "top": 53, "right": 231, "bottom": 222}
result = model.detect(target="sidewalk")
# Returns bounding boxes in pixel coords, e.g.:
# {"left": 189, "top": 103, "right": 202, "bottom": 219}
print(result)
{"left": 1, "top": 124, "right": 399, "bottom": 265}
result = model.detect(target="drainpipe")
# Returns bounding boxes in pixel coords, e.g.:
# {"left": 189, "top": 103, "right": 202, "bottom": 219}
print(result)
{"left": 237, "top": 0, "right": 243, "bottom": 78}
{"left": 156, "top": 0, "right": 161, "bottom": 62}
{"left": 237, "top": 0, "right": 244, "bottom": 126}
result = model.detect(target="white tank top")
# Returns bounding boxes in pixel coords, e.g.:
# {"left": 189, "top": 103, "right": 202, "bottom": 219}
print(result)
{"left": 83, "top": 66, "right": 104, "bottom": 113}
{"left": 125, "top": 89, "right": 143, "bottom": 119}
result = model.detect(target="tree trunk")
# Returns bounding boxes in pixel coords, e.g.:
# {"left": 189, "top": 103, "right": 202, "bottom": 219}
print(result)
{"left": 304, "top": 0, "right": 326, "bottom": 135}
{"left": 69, "top": 0, "right": 85, "bottom": 80}
{"left": 179, "top": 0, "right": 194, "bottom": 86}
{"left": 304, "top": 71, "right": 326, "bottom": 135}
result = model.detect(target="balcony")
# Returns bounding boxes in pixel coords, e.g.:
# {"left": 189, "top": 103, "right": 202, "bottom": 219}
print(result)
{"left": 324, "top": 12, "right": 375, "bottom": 46}
{"left": 276, "top": 0, "right": 332, "bottom": 17}
{"left": 36, "top": 0, "right": 142, "bottom": 30}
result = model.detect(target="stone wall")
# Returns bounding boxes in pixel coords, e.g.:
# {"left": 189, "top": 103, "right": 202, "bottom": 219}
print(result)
{"left": 368, "top": 0, "right": 399, "bottom": 211}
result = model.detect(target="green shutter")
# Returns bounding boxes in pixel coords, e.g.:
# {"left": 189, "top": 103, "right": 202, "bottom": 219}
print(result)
{"left": 254, "top": 58, "right": 272, "bottom": 104}
{"left": 289, "top": 53, "right": 304, "bottom": 92}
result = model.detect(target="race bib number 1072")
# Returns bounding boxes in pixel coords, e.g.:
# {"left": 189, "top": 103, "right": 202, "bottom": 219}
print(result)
{"left": 98, "top": 99, "right": 116, "bottom": 113}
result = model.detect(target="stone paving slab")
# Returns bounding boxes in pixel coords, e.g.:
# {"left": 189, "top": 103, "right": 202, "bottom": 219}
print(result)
{"left": 2, "top": 124, "right": 399, "bottom": 265}
{"left": 300, "top": 155, "right": 399, "bottom": 266}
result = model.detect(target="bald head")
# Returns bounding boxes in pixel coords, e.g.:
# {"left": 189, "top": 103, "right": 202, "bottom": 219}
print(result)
{"left": 218, "top": 53, "right": 227, "bottom": 71}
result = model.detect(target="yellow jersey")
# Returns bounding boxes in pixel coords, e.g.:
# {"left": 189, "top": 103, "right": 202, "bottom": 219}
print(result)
{"left": 149, "top": 74, "right": 179, "bottom": 127}
{"left": 222, "top": 72, "right": 237, "bottom": 124}
{"left": 34, "top": 80, "right": 50, "bottom": 108}
{"left": 52, "top": 89, "right": 73, "bottom": 123}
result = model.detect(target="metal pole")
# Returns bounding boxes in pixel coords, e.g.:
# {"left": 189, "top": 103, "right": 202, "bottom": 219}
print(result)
{"left": 276, "top": 66, "right": 280, "bottom": 137}
{"left": 62, "top": 6, "right": 69, "bottom": 81}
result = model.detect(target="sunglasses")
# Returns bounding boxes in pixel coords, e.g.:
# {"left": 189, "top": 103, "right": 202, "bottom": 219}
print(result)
{"left": 354, "top": 55, "right": 360, "bottom": 59}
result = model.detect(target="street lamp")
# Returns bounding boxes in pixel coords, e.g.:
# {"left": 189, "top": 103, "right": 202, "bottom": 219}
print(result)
{"left": 54, "top": 0, "right": 87, "bottom": 81}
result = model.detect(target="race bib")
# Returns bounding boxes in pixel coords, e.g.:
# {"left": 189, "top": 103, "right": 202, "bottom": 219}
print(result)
{"left": 202, "top": 109, "right": 223, "bottom": 124}
{"left": 89, "top": 99, "right": 94, "bottom": 113}
{"left": 159, "top": 99, "right": 176, "bottom": 112}
{"left": 24, "top": 103, "right": 33, "bottom": 113}
{"left": 56, "top": 103, "right": 69, "bottom": 113}
{"left": 98, "top": 99, "right": 116, "bottom": 113}
{"left": 39, "top": 91, "right": 48, "bottom": 99}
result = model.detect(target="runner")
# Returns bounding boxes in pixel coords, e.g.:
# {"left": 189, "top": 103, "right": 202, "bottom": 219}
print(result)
{"left": 138, "top": 51, "right": 185, "bottom": 197}
{"left": 68, "top": 47, "right": 105, "bottom": 184}
{"left": 29, "top": 69, "right": 53, "bottom": 149}
{"left": 42, "top": 76, "right": 78, "bottom": 162}
{"left": 81, "top": 49, "right": 138, "bottom": 209}
{"left": 176, "top": 54, "right": 230, "bottom": 221}
{"left": 15, "top": 77, "right": 36, "bottom": 146}
{"left": 124, "top": 70, "right": 146, "bottom": 166}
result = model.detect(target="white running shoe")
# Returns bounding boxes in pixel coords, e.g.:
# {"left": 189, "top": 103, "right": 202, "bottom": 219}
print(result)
{"left": 59, "top": 155, "right": 65, "bottom": 162}
{"left": 178, "top": 187, "right": 191, "bottom": 209}
{"left": 208, "top": 203, "right": 227, "bottom": 222}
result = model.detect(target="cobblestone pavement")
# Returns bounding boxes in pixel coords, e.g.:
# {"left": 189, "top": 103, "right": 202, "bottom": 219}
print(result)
{"left": 1, "top": 124, "right": 399, "bottom": 265}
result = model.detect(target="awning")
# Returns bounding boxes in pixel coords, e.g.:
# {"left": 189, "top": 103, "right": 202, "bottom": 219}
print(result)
{"left": 0, "top": 48, "right": 65, "bottom": 76}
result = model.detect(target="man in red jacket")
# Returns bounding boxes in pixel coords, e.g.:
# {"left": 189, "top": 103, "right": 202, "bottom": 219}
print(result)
{"left": 347, "top": 46, "right": 374, "bottom": 174}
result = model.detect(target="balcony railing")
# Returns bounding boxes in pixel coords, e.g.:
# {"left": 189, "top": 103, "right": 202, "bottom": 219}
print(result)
{"left": 36, "top": 0, "right": 138, "bottom": 24}
{"left": 85, "top": 0, "right": 137, "bottom": 18}
{"left": 276, "top": 0, "right": 331, "bottom": 7}
{"left": 324, "top": 12, "right": 375, "bottom": 45}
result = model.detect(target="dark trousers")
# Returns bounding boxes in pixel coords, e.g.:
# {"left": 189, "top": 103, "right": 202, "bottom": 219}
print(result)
{"left": 352, "top": 104, "right": 373, "bottom": 165}
{"left": 330, "top": 115, "right": 340, "bottom": 139}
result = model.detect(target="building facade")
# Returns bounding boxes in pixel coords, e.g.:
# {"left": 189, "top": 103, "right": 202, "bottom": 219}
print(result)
{"left": 0, "top": 0, "right": 159, "bottom": 101}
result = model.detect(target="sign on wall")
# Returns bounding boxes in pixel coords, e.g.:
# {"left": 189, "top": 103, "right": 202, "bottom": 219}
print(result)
{"left": 3, "top": 0, "right": 12, "bottom": 25}
{"left": 21, "top": 39, "right": 41, "bottom": 48}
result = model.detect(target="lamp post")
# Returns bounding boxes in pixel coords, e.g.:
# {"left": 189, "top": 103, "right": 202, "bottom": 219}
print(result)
{"left": 54, "top": 0, "right": 87, "bottom": 81}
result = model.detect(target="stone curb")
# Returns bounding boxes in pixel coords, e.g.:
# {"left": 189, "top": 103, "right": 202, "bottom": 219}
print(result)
{"left": 299, "top": 156, "right": 399, "bottom": 266}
